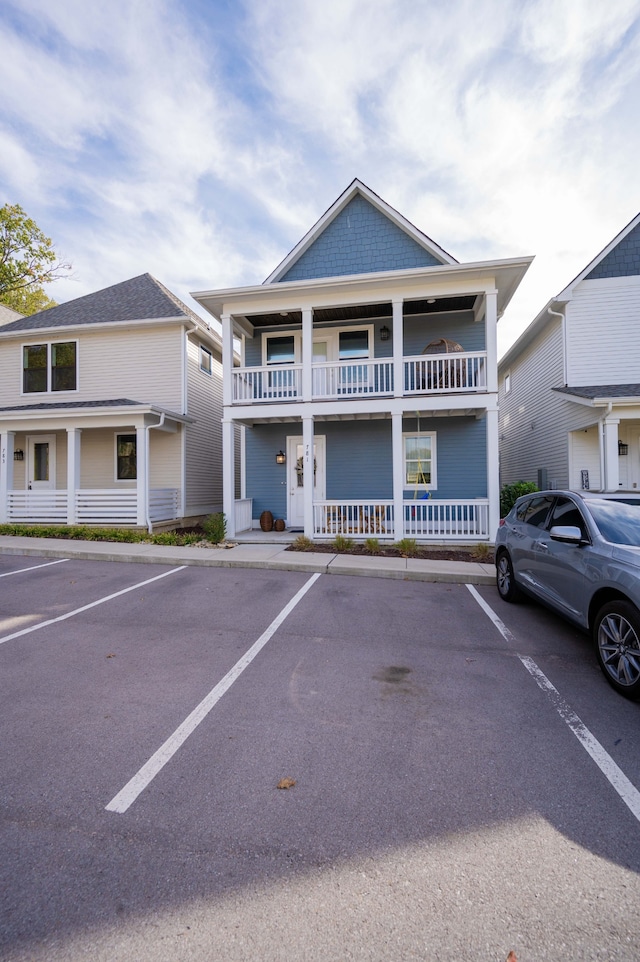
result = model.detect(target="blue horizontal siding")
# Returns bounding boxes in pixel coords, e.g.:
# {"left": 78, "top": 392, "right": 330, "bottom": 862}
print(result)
{"left": 403, "top": 312, "right": 484, "bottom": 354}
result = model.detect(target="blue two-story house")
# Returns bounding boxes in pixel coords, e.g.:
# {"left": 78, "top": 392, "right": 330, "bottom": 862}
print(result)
{"left": 193, "top": 180, "right": 532, "bottom": 541}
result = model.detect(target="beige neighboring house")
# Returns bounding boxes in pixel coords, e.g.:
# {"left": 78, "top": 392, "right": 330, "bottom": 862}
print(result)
{"left": 0, "top": 304, "right": 24, "bottom": 326}
{"left": 0, "top": 274, "right": 223, "bottom": 529}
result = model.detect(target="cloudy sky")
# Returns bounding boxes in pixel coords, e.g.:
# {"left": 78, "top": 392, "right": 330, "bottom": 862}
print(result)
{"left": 1, "top": 0, "right": 639, "bottom": 354}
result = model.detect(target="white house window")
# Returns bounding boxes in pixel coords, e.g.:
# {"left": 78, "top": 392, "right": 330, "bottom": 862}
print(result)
{"left": 116, "top": 434, "right": 137, "bottom": 480}
{"left": 266, "top": 335, "right": 296, "bottom": 364}
{"left": 338, "top": 329, "right": 369, "bottom": 359}
{"left": 23, "top": 341, "right": 77, "bottom": 393}
{"left": 403, "top": 433, "right": 437, "bottom": 488}
{"left": 504, "top": 371, "right": 511, "bottom": 394}
{"left": 200, "top": 346, "right": 212, "bottom": 374}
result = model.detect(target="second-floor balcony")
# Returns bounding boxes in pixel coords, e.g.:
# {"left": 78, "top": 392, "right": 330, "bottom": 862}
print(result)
{"left": 231, "top": 352, "right": 487, "bottom": 404}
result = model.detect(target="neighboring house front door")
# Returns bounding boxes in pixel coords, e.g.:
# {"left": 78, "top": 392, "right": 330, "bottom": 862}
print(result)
{"left": 287, "top": 435, "right": 325, "bottom": 529}
{"left": 27, "top": 435, "right": 56, "bottom": 489}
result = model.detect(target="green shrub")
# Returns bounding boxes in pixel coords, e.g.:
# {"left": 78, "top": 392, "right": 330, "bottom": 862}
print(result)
{"left": 202, "top": 512, "right": 226, "bottom": 544}
{"left": 395, "top": 537, "right": 418, "bottom": 557}
{"left": 291, "top": 535, "right": 314, "bottom": 551}
{"left": 151, "top": 532, "right": 179, "bottom": 545}
{"left": 364, "top": 537, "right": 381, "bottom": 554}
{"left": 332, "top": 534, "right": 354, "bottom": 552}
{"left": 500, "top": 481, "right": 539, "bottom": 517}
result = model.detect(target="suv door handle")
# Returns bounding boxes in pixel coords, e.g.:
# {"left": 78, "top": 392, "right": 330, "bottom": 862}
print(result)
{"left": 534, "top": 540, "right": 549, "bottom": 551}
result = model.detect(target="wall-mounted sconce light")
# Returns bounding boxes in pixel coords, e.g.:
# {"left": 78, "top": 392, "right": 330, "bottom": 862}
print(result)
{"left": 618, "top": 441, "right": 629, "bottom": 456}
{"left": 380, "top": 325, "right": 390, "bottom": 341}
{"left": 275, "top": 450, "right": 286, "bottom": 465}
{"left": 13, "top": 449, "right": 24, "bottom": 461}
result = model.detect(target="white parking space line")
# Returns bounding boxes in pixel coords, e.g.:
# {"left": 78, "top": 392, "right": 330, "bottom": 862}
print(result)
{"left": 466, "top": 584, "right": 640, "bottom": 825}
{"left": 0, "top": 566, "right": 187, "bottom": 646}
{"left": 0, "top": 559, "right": 69, "bottom": 578}
{"left": 106, "top": 572, "right": 322, "bottom": 815}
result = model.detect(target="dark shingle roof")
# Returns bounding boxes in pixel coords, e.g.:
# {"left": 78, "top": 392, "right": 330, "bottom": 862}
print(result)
{"left": 0, "top": 274, "right": 203, "bottom": 332}
{"left": 553, "top": 385, "right": 640, "bottom": 399}
{"left": 0, "top": 399, "right": 143, "bottom": 412}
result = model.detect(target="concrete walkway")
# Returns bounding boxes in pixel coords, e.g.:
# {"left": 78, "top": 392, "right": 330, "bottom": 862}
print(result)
{"left": 0, "top": 535, "right": 496, "bottom": 585}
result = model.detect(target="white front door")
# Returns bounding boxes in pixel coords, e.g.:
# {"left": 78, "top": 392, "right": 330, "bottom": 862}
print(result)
{"left": 287, "top": 435, "right": 325, "bottom": 529}
{"left": 27, "top": 435, "right": 56, "bottom": 490}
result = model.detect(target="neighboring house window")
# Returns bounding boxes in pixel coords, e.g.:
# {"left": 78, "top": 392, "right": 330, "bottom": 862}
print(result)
{"left": 404, "top": 433, "right": 437, "bottom": 488}
{"left": 504, "top": 371, "right": 511, "bottom": 394}
{"left": 200, "top": 346, "right": 212, "bottom": 374}
{"left": 116, "top": 434, "right": 137, "bottom": 480}
{"left": 23, "top": 341, "right": 77, "bottom": 393}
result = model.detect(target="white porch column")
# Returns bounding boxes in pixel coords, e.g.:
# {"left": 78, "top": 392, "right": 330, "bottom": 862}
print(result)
{"left": 602, "top": 418, "right": 620, "bottom": 491}
{"left": 223, "top": 419, "right": 236, "bottom": 538}
{"left": 221, "top": 313, "right": 234, "bottom": 408}
{"left": 0, "top": 432, "right": 15, "bottom": 523}
{"left": 485, "top": 290, "right": 498, "bottom": 394}
{"left": 486, "top": 408, "right": 500, "bottom": 539}
{"left": 66, "top": 428, "right": 82, "bottom": 525}
{"left": 136, "top": 424, "right": 148, "bottom": 527}
{"left": 392, "top": 299, "right": 403, "bottom": 398}
{"left": 392, "top": 413, "right": 404, "bottom": 538}
{"left": 302, "top": 416, "right": 314, "bottom": 538}
{"left": 302, "top": 307, "right": 313, "bottom": 402}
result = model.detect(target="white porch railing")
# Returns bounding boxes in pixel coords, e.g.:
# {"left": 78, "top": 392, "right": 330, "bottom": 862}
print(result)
{"left": 403, "top": 499, "right": 490, "bottom": 538}
{"left": 7, "top": 490, "right": 68, "bottom": 524}
{"left": 5, "top": 488, "right": 180, "bottom": 526}
{"left": 313, "top": 501, "right": 394, "bottom": 538}
{"left": 234, "top": 498, "right": 253, "bottom": 532}
{"left": 404, "top": 352, "right": 487, "bottom": 395}
{"left": 232, "top": 365, "right": 302, "bottom": 402}
{"left": 76, "top": 489, "right": 138, "bottom": 524}
{"left": 148, "top": 488, "right": 180, "bottom": 523}
{"left": 311, "top": 360, "right": 393, "bottom": 399}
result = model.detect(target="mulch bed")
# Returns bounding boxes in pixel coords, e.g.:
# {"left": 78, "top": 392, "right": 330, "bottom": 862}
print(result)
{"left": 286, "top": 542, "right": 495, "bottom": 563}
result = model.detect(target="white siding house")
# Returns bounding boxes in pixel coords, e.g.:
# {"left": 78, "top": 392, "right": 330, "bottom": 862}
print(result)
{"left": 499, "top": 212, "right": 640, "bottom": 495}
{"left": 0, "top": 274, "right": 224, "bottom": 528}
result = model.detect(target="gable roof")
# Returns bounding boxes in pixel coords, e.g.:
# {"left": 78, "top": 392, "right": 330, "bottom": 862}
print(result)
{"left": 264, "top": 179, "right": 458, "bottom": 284}
{"left": 0, "top": 273, "right": 207, "bottom": 333}
{"left": 556, "top": 210, "right": 640, "bottom": 298}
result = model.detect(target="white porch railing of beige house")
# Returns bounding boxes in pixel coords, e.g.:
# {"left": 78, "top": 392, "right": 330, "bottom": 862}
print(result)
{"left": 403, "top": 499, "right": 490, "bottom": 538}
{"left": 6, "top": 488, "right": 179, "bottom": 525}
{"left": 234, "top": 498, "right": 253, "bottom": 532}
{"left": 404, "top": 352, "right": 487, "bottom": 395}
{"left": 232, "top": 352, "right": 487, "bottom": 403}
{"left": 311, "top": 360, "right": 393, "bottom": 399}
{"left": 312, "top": 499, "right": 490, "bottom": 540}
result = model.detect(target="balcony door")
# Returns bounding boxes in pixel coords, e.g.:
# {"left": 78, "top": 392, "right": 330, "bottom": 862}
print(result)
{"left": 287, "top": 435, "right": 325, "bottom": 529}
{"left": 27, "top": 435, "right": 56, "bottom": 490}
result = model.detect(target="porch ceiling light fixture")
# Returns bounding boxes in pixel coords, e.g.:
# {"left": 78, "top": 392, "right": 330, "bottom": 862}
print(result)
{"left": 276, "top": 450, "right": 286, "bottom": 464}
{"left": 380, "top": 325, "right": 390, "bottom": 341}
{"left": 619, "top": 441, "right": 629, "bottom": 456}
{"left": 13, "top": 449, "right": 24, "bottom": 461}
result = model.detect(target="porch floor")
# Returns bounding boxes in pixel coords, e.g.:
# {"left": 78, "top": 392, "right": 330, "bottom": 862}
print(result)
{"left": 232, "top": 528, "right": 298, "bottom": 544}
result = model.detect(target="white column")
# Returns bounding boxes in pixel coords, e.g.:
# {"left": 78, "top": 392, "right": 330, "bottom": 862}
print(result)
{"left": 223, "top": 419, "right": 236, "bottom": 537}
{"left": 392, "top": 300, "right": 403, "bottom": 398}
{"left": 0, "top": 432, "right": 15, "bottom": 523}
{"left": 136, "top": 424, "right": 148, "bottom": 527}
{"left": 302, "top": 307, "right": 313, "bottom": 402}
{"left": 66, "top": 428, "right": 82, "bottom": 525}
{"left": 302, "top": 416, "right": 314, "bottom": 538}
{"left": 486, "top": 408, "right": 500, "bottom": 538}
{"left": 602, "top": 418, "right": 620, "bottom": 491}
{"left": 221, "top": 313, "right": 234, "bottom": 408}
{"left": 485, "top": 290, "right": 498, "bottom": 394}
{"left": 392, "top": 413, "right": 404, "bottom": 538}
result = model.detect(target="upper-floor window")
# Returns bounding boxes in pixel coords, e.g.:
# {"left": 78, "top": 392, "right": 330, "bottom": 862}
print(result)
{"left": 200, "top": 345, "right": 213, "bottom": 375}
{"left": 266, "top": 335, "right": 296, "bottom": 364}
{"left": 504, "top": 371, "right": 511, "bottom": 394}
{"left": 23, "top": 341, "right": 77, "bottom": 393}
{"left": 338, "top": 329, "right": 369, "bottom": 359}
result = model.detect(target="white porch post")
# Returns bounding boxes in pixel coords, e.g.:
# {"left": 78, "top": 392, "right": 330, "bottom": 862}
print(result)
{"left": 0, "top": 432, "right": 15, "bottom": 523}
{"left": 302, "top": 416, "right": 314, "bottom": 538}
{"left": 302, "top": 307, "right": 313, "bottom": 402}
{"left": 486, "top": 408, "right": 500, "bottom": 538}
{"left": 221, "top": 313, "right": 234, "bottom": 408}
{"left": 223, "top": 419, "right": 236, "bottom": 538}
{"left": 392, "top": 300, "right": 403, "bottom": 398}
{"left": 66, "top": 428, "right": 82, "bottom": 525}
{"left": 392, "top": 413, "right": 404, "bottom": 538}
{"left": 136, "top": 424, "right": 148, "bottom": 527}
{"left": 485, "top": 290, "right": 498, "bottom": 394}
{"left": 602, "top": 418, "right": 620, "bottom": 491}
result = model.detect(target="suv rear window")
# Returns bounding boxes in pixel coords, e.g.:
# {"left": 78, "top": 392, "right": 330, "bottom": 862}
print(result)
{"left": 521, "top": 495, "right": 555, "bottom": 528}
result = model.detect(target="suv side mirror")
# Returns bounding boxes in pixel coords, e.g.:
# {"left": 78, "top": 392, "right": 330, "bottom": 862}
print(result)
{"left": 549, "top": 525, "right": 584, "bottom": 544}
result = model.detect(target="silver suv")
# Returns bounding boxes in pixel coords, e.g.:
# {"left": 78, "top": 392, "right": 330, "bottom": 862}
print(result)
{"left": 495, "top": 490, "right": 640, "bottom": 699}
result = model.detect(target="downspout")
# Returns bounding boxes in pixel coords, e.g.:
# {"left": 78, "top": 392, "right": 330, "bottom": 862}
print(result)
{"left": 146, "top": 412, "right": 166, "bottom": 533}
{"left": 547, "top": 306, "right": 566, "bottom": 385}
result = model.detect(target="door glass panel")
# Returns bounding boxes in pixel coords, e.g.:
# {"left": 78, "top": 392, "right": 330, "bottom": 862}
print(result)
{"left": 33, "top": 443, "right": 49, "bottom": 481}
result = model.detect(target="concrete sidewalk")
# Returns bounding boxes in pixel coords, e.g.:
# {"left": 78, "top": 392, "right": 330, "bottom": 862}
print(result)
{"left": 0, "top": 535, "right": 496, "bottom": 585}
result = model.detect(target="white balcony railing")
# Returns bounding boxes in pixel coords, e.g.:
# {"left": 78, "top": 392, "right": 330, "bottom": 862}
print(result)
{"left": 231, "top": 352, "right": 487, "bottom": 404}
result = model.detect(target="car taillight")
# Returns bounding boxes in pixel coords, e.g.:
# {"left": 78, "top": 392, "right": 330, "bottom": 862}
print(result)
{"left": 499, "top": 518, "right": 505, "bottom": 526}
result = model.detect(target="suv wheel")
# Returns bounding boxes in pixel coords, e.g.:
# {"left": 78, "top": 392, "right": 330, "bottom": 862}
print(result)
{"left": 594, "top": 600, "right": 640, "bottom": 699}
{"left": 496, "top": 550, "right": 521, "bottom": 603}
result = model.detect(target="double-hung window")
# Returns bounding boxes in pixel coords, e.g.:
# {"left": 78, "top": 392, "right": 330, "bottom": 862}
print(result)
{"left": 23, "top": 341, "right": 77, "bottom": 393}
{"left": 403, "top": 433, "right": 437, "bottom": 489}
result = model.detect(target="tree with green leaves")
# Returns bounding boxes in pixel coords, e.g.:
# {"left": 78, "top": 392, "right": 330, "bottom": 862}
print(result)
{"left": 0, "top": 203, "right": 71, "bottom": 315}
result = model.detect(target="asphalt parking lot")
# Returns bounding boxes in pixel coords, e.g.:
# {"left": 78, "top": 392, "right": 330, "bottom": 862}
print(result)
{"left": 1, "top": 554, "right": 639, "bottom": 962}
